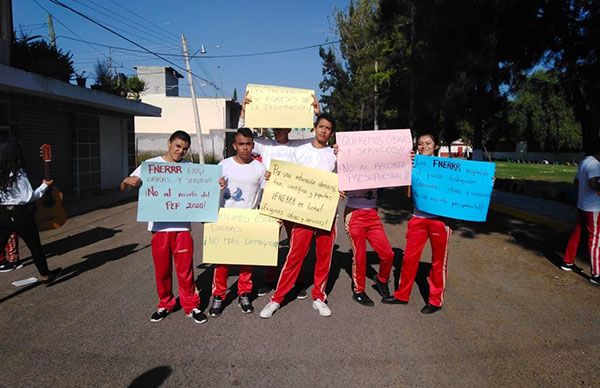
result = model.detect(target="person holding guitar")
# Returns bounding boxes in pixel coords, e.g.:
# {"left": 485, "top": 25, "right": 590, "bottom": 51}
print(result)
{"left": 0, "top": 136, "right": 62, "bottom": 283}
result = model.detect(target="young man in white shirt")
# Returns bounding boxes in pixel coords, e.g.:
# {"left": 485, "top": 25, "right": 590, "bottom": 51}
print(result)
{"left": 208, "top": 127, "right": 266, "bottom": 316}
{"left": 562, "top": 138, "right": 600, "bottom": 285}
{"left": 121, "top": 130, "right": 208, "bottom": 324}
{"left": 260, "top": 113, "right": 338, "bottom": 318}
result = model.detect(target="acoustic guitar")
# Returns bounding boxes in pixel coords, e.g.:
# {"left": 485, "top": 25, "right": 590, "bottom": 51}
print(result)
{"left": 34, "top": 144, "right": 67, "bottom": 231}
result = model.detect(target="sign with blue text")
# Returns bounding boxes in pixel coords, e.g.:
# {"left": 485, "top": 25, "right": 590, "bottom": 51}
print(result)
{"left": 411, "top": 156, "right": 495, "bottom": 222}
{"left": 137, "top": 162, "right": 222, "bottom": 222}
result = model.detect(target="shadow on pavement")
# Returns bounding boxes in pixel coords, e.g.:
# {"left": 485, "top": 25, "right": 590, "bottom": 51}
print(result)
{"left": 128, "top": 365, "right": 172, "bottom": 388}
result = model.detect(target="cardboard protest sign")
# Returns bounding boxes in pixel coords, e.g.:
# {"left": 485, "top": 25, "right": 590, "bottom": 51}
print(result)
{"left": 137, "top": 162, "right": 221, "bottom": 222}
{"left": 260, "top": 160, "right": 339, "bottom": 230}
{"left": 202, "top": 208, "right": 279, "bottom": 266}
{"left": 336, "top": 129, "right": 413, "bottom": 190}
{"left": 411, "top": 155, "right": 495, "bottom": 222}
{"left": 244, "top": 83, "right": 314, "bottom": 128}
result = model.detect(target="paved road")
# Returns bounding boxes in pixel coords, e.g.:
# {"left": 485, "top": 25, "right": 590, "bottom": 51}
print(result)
{"left": 0, "top": 189, "right": 598, "bottom": 387}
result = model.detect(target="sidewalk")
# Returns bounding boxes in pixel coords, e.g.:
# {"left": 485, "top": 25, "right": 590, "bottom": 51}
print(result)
{"left": 62, "top": 189, "right": 137, "bottom": 217}
{"left": 490, "top": 190, "right": 576, "bottom": 232}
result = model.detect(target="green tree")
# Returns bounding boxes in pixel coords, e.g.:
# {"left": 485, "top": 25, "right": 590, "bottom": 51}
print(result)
{"left": 10, "top": 33, "right": 74, "bottom": 81}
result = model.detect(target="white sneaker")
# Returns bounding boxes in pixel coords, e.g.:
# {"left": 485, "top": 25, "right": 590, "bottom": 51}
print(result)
{"left": 312, "top": 299, "right": 331, "bottom": 317}
{"left": 259, "top": 301, "right": 280, "bottom": 318}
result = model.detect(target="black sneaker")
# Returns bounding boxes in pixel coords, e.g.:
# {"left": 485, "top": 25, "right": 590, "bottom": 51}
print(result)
{"left": 296, "top": 286, "right": 307, "bottom": 300}
{"left": 257, "top": 282, "right": 275, "bottom": 297}
{"left": 42, "top": 268, "right": 63, "bottom": 285}
{"left": 560, "top": 263, "right": 575, "bottom": 271}
{"left": 187, "top": 308, "right": 208, "bottom": 323}
{"left": 238, "top": 293, "right": 254, "bottom": 314}
{"left": 353, "top": 292, "right": 375, "bottom": 306}
{"left": 421, "top": 304, "right": 442, "bottom": 314}
{"left": 209, "top": 296, "right": 224, "bottom": 317}
{"left": 590, "top": 275, "right": 600, "bottom": 285}
{"left": 381, "top": 295, "right": 408, "bottom": 305}
{"left": 374, "top": 277, "right": 391, "bottom": 297}
{"left": 0, "top": 263, "right": 15, "bottom": 272}
{"left": 150, "top": 308, "right": 170, "bottom": 322}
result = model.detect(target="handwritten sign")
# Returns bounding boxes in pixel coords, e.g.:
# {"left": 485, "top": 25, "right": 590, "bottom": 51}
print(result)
{"left": 137, "top": 162, "right": 222, "bottom": 222}
{"left": 411, "top": 155, "right": 495, "bottom": 222}
{"left": 245, "top": 83, "right": 314, "bottom": 128}
{"left": 260, "top": 160, "right": 339, "bottom": 230}
{"left": 202, "top": 209, "right": 279, "bottom": 266}
{"left": 336, "top": 129, "right": 413, "bottom": 190}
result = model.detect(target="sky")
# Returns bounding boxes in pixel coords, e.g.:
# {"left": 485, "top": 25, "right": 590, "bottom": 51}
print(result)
{"left": 12, "top": 0, "right": 350, "bottom": 100}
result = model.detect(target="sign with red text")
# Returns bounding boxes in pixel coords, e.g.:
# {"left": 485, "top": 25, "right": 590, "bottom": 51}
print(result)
{"left": 137, "top": 162, "right": 222, "bottom": 222}
{"left": 336, "top": 129, "right": 413, "bottom": 191}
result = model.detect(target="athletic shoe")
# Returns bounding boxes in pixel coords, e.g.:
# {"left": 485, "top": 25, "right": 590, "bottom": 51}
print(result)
{"left": 257, "top": 282, "right": 275, "bottom": 297}
{"left": 41, "top": 268, "right": 63, "bottom": 285}
{"left": 187, "top": 308, "right": 208, "bottom": 324}
{"left": 312, "top": 299, "right": 332, "bottom": 317}
{"left": 560, "top": 263, "right": 575, "bottom": 271}
{"left": 374, "top": 277, "right": 391, "bottom": 297}
{"left": 0, "top": 263, "right": 15, "bottom": 272}
{"left": 13, "top": 261, "right": 23, "bottom": 270}
{"left": 259, "top": 301, "right": 280, "bottom": 318}
{"left": 209, "top": 296, "right": 224, "bottom": 317}
{"left": 296, "top": 286, "right": 307, "bottom": 300}
{"left": 381, "top": 296, "right": 408, "bottom": 305}
{"left": 352, "top": 292, "right": 375, "bottom": 306}
{"left": 421, "top": 304, "right": 442, "bottom": 314}
{"left": 590, "top": 275, "right": 600, "bottom": 285}
{"left": 238, "top": 293, "right": 254, "bottom": 314}
{"left": 150, "top": 308, "right": 170, "bottom": 322}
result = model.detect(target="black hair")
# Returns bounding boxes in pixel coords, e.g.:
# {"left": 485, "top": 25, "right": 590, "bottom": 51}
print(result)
{"left": 314, "top": 113, "right": 336, "bottom": 132}
{"left": 0, "top": 136, "right": 25, "bottom": 192}
{"left": 236, "top": 127, "right": 254, "bottom": 140}
{"left": 585, "top": 137, "right": 600, "bottom": 156}
{"left": 416, "top": 132, "right": 440, "bottom": 156}
{"left": 169, "top": 130, "right": 191, "bottom": 144}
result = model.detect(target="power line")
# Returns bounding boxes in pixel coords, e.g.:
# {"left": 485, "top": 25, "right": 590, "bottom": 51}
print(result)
{"left": 106, "top": 0, "right": 180, "bottom": 41}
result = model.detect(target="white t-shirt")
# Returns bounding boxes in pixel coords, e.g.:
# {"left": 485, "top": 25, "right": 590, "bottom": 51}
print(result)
{"left": 131, "top": 156, "right": 191, "bottom": 232}
{"left": 254, "top": 137, "right": 312, "bottom": 171}
{"left": 576, "top": 156, "right": 600, "bottom": 211}
{"left": 291, "top": 142, "right": 337, "bottom": 172}
{"left": 346, "top": 189, "right": 378, "bottom": 209}
{"left": 219, "top": 157, "right": 265, "bottom": 209}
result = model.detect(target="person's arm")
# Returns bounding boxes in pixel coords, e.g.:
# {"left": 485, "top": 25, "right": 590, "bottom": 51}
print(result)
{"left": 312, "top": 94, "right": 320, "bottom": 116}
{"left": 31, "top": 179, "right": 51, "bottom": 201}
{"left": 120, "top": 176, "right": 141, "bottom": 192}
{"left": 238, "top": 93, "right": 251, "bottom": 128}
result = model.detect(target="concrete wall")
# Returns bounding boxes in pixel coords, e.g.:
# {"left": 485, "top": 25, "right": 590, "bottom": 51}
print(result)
{"left": 135, "top": 130, "right": 226, "bottom": 161}
{"left": 136, "top": 66, "right": 182, "bottom": 97}
{"left": 135, "top": 94, "right": 237, "bottom": 135}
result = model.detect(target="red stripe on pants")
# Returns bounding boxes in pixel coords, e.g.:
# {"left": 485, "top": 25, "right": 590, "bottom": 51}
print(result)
{"left": 211, "top": 264, "right": 253, "bottom": 298}
{"left": 271, "top": 222, "right": 336, "bottom": 304}
{"left": 564, "top": 209, "right": 600, "bottom": 275}
{"left": 151, "top": 231, "right": 200, "bottom": 314}
{"left": 393, "top": 217, "right": 451, "bottom": 307}
{"left": 345, "top": 208, "right": 394, "bottom": 293}
{"left": 264, "top": 221, "right": 295, "bottom": 283}
{"left": 0, "top": 232, "right": 19, "bottom": 263}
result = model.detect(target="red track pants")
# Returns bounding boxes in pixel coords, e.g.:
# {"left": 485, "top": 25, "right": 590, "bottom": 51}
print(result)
{"left": 393, "top": 217, "right": 451, "bottom": 307}
{"left": 564, "top": 209, "right": 600, "bottom": 275}
{"left": 264, "top": 221, "right": 294, "bottom": 283}
{"left": 271, "top": 222, "right": 337, "bottom": 304}
{"left": 212, "top": 265, "right": 253, "bottom": 298}
{"left": 151, "top": 231, "right": 199, "bottom": 314}
{"left": 344, "top": 208, "right": 394, "bottom": 293}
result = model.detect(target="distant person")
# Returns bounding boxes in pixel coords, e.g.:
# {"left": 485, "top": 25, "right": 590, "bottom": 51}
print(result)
{"left": 208, "top": 127, "right": 265, "bottom": 317}
{"left": 237, "top": 94, "right": 318, "bottom": 298}
{"left": 121, "top": 130, "right": 208, "bottom": 324}
{"left": 0, "top": 136, "right": 61, "bottom": 283}
{"left": 561, "top": 138, "right": 600, "bottom": 285}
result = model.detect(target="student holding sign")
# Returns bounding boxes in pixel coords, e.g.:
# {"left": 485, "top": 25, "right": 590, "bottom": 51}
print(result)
{"left": 383, "top": 133, "right": 451, "bottom": 314}
{"left": 121, "top": 130, "right": 208, "bottom": 324}
{"left": 238, "top": 94, "right": 318, "bottom": 298}
{"left": 260, "top": 113, "right": 338, "bottom": 319}
{"left": 208, "top": 128, "right": 266, "bottom": 317}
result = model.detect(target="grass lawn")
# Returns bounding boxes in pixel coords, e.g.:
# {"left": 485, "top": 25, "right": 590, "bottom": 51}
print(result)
{"left": 494, "top": 161, "right": 577, "bottom": 183}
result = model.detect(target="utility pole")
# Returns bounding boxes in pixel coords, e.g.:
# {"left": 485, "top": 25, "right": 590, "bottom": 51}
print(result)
{"left": 47, "top": 14, "right": 56, "bottom": 48}
{"left": 374, "top": 60, "right": 379, "bottom": 130}
{"left": 181, "top": 34, "right": 205, "bottom": 163}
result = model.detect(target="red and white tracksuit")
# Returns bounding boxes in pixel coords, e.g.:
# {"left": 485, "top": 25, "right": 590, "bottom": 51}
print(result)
{"left": 264, "top": 221, "right": 294, "bottom": 283}
{"left": 151, "top": 231, "right": 200, "bottom": 314}
{"left": 0, "top": 232, "right": 19, "bottom": 263}
{"left": 271, "top": 221, "right": 337, "bottom": 304}
{"left": 393, "top": 215, "right": 451, "bottom": 307}
{"left": 344, "top": 207, "right": 394, "bottom": 293}
{"left": 564, "top": 209, "right": 600, "bottom": 275}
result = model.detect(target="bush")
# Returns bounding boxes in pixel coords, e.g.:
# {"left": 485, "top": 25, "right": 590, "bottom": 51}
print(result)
{"left": 10, "top": 33, "right": 74, "bottom": 81}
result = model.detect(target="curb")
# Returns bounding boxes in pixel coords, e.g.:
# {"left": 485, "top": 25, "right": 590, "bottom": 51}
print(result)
{"left": 490, "top": 202, "right": 573, "bottom": 233}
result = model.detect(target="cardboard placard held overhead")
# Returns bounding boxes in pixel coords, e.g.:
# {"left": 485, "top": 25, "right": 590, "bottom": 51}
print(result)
{"left": 244, "top": 84, "right": 314, "bottom": 129}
